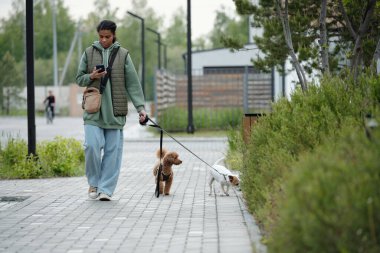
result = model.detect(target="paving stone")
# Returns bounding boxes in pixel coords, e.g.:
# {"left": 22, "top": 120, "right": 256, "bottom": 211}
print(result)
{"left": 0, "top": 115, "right": 266, "bottom": 253}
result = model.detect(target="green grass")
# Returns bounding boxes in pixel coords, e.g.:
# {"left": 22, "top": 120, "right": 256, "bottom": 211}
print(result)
{"left": 0, "top": 107, "right": 69, "bottom": 117}
{"left": 157, "top": 107, "right": 243, "bottom": 132}
{"left": 147, "top": 127, "right": 228, "bottom": 138}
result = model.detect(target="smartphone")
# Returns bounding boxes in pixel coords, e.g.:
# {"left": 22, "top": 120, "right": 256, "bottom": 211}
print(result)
{"left": 96, "top": 64, "right": 105, "bottom": 72}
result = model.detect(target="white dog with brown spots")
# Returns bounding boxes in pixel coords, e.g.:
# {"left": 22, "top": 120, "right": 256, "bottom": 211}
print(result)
{"left": 208, "top": 158, "right": 240, "bottom": 196}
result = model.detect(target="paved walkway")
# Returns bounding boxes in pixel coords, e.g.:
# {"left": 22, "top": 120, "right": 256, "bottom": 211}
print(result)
{"left": 0, "top": 111, "right": 266, "bottom": 253}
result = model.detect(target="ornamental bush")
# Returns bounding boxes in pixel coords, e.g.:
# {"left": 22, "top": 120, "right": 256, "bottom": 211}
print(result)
{"left": 269, "top": 126, "right": 380, "bottom": 253}
{"left": 0, "top": 136, "right": 84, "bottom": 179}
{"left": 227, "top": 72, "right": 380, "bottom": 249}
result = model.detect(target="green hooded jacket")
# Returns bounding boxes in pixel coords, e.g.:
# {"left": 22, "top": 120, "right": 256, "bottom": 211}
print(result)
{"left": 76, "top": 41, "right": 145, "bottom": 129}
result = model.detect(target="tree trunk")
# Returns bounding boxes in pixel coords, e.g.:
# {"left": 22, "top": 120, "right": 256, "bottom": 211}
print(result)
{"left": 319, "top": 0, "right": 329, "bottom": 74}
{"left": 0, "top": 84, "right": 3, "bottom": 114}
{"left": 275, "top": 0, "right": 308, "bottom": 92}
{"left": 337, "top": 0, "right": 357, "bottom": 40}
{"left": 6, "top": 88, "right": 10, "bottom": 115}
{"left": 351, "top": 0, "right": 377, "bottom": 80}
{"left": 371, "top": 37, "right": 380, "bottom": 73}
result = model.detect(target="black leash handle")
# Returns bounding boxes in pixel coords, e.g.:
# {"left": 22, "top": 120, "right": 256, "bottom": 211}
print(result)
{"left": 139, "top": 114, "right": 149, "bottom": 125}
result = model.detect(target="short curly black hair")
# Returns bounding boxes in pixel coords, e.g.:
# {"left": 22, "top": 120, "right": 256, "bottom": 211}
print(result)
{"left": 97, "top": 20, "right": 117, "bottom": 42}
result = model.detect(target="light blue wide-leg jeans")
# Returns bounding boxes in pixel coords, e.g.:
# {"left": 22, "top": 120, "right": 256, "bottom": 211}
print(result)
{"left": 84, "top": 124, "right": 124, "bottom": 196}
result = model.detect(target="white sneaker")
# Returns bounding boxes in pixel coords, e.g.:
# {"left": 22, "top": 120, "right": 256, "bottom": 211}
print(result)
{"left": 88, "top": 186, "right": 98, "bottom": 199}
{"left": 99, "top": 193, "right": 111, "bottom": 201}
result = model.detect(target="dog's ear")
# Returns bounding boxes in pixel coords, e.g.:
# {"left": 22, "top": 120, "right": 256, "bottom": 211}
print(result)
{"left": 229, "top": 175, "right": 240, "bottom": 186}
{"left": 168, "top": 156, "right": 174, "bottom": 164}
{"left": 164, "top": 154, "right": 174, "bottom": 165}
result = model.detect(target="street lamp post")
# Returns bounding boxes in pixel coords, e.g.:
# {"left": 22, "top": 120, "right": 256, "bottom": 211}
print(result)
{"left": 127, "top": 11, "right": 145, "bottom": 95}
{"left": 52, "top": 0, "right": 58, "bottom": 88}
{"left": 146, "top": 27, "right": 161, "bottom": 70}
{"left": 186, "top": 0, "right": 194, "bottom": 133}
{"left": 26, "top": 0, "right": 36, "bottom": 155}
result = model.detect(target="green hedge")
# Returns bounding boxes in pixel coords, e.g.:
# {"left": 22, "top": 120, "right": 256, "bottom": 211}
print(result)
{"left": 244, "top": 76, "right": 370, "bottom": 227}
{"left": 0, "top": 136, "right": 85, "bottom": 179}
{"left": 269, "top": 126, "right": 380, "bottom": 253}
{"left": 226, "top": 73, "right": 380, "bottom": 249}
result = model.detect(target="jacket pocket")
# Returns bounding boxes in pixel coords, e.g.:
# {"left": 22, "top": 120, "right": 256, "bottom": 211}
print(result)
{"left": 83, "top": 111, "right": 100, "bottom": 121}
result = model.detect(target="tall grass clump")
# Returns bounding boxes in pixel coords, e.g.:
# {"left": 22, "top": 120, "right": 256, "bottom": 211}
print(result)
{"left": 0, "top": 136, "right": 85, "bottom": 179}
{"left": 227, "top": 73, "right": 379, "bottom": 239}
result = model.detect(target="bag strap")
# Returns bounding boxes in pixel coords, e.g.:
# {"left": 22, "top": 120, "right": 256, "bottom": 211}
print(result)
{"left": 100, "top": 47, "right": 120, "bottom": 94}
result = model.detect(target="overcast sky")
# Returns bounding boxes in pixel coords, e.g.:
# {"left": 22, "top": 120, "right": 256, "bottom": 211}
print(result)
{"left": 0, "top": 0, "right": 237, "bottom": 39}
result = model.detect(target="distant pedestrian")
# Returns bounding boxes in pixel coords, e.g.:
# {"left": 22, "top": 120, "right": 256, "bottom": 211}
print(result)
{"left": 76, "top": 19, "right": 147, "bottom": 201}
{"left": 43, "top": 90, "right": 55, "bottom": 120}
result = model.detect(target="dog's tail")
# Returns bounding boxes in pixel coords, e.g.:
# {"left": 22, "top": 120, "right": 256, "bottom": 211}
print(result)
{"left": 213, "top": 157, "right": 225, "bottom": 165}
{"left": 156, "top": 148, "right": 167, "bottom": 159}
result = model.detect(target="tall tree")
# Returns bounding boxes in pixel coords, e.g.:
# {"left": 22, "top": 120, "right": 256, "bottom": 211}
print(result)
{"left": 33, "top": 0, "right": 76, "bottom": 86}
{"left": 233, "top": 0, "right": 380, "bottom": 78}
{"left": 81, "top": 0, "right": 118, "bottom": 39}
{"left": 209, "top": 7, "right": 248, "bottom": 49}
{"left": 0, "top": 0, "right": 77, "bottom": 87}
{"left": 319, "top": 0, "right": 329, "bottom": 74}
{"left": 0, "top": 0, "right": 25, "bottom": 62}
{"left": 275, "top": 0, "right": 308, "bottom": 91}
{"left": 164, "top": 7, "right": 187, "bottom": 73}
{"left": 372, "top": 37, "right": 380, "bottom": 71}
{"left": 344, "top": 0, "right": 377, "bottom": 80}
{"left": 192, "top": 37, "right": 208, "bottom": 51}
{"left": 0, "top": 52, "right": 23, "bottom": 114}
{"left": 33, "top": 0, "right": 75, "bottom": 59}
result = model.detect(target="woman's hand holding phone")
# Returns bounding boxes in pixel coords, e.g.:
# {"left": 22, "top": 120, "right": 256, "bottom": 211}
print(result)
{"left": 90, "top": 65, "right": 107, "bottom": 80}
{"left": 96, "top": 64, "right": 105, "bottom": 72}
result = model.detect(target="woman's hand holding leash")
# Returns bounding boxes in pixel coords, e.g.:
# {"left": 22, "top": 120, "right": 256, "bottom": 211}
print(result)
{"left": 139, "top": 110, "right": 148, "bottom": 125}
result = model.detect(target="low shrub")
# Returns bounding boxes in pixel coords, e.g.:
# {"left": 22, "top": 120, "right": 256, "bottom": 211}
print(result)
{"left": 38, "top": 136, "right": 85, "bottom": 177}
{"left": 269, "top": 125, "right": 380, "bottom": 253}
{"left": 0, "top": 136, "right": 84, "bottom": 179}
{"left": 226, "top": 73, "right": 380, "bottom": 239}
{"left": 0, "top": 138, "right": 42, "bottom": 178}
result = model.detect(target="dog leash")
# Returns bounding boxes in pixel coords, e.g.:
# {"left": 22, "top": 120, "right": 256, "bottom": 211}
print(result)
{"left": 141, "top": 116, "right": 228, "bottom": 186}
{"left": 148, "top": 122, "right": 163, "bottom": 198}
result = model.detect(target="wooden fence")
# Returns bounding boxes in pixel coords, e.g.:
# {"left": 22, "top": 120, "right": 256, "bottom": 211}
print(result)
{"left": 154, "top": 69, "right": 273, "bottom": 118}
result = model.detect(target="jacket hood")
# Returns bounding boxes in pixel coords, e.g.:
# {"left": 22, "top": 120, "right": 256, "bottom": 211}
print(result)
{"left": 92, "top": 41, "right": 121, "bottom": 51}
